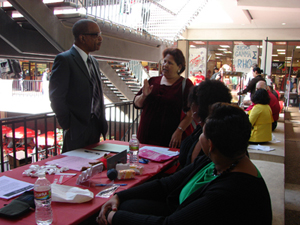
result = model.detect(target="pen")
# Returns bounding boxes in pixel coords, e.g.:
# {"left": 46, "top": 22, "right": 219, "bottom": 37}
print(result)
{"left": 95, "top": 183, "right": 127, "bottom": 187}
{"left": 84, "top": 150, "right": 100, "bottom": 155}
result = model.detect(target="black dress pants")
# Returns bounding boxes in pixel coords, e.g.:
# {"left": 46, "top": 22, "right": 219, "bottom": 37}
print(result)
{"left": 62, "top": 115, "right": 101, "bottom": 152}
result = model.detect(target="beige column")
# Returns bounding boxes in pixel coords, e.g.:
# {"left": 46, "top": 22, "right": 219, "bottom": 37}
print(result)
{"left": 177, "top": 40, "right": 189, "bottom": 78}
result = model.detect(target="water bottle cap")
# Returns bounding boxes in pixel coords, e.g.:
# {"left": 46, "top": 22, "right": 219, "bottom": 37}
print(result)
{"left": 37, "top": 172, "right": 46, "bottom": 177}
{"left": 132, "top": 134, "right": 136, "bottom": 138}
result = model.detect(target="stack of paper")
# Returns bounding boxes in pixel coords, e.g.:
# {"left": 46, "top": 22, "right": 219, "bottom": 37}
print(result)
{"left": 0, "top": 176, "right": 34, "bottom": 199}
{"left": 45, "top": 156, "right": 99, "bottom": 171}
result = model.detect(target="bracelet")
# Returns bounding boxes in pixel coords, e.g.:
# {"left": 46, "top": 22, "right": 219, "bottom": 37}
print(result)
{"left": 177, "top": 126, "right": 184, "bottom": 132}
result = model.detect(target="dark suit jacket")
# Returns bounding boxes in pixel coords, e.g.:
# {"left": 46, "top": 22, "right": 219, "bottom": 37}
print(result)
{"left": 240, "top": 75, "right": 265, "bottom": 96}
{"left": 49, "top": 46, "right": 107, "bottom": 141}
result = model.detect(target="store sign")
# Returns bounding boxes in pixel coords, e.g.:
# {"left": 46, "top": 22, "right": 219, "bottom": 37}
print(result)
{"left": 0, "top": 59, "right": 10, "bottom": 73}
{"left": 233, "top": 45, "right": 258, "bottom": 73}
{"left": 272, "top": 62, "right": 285, "bottom": 69}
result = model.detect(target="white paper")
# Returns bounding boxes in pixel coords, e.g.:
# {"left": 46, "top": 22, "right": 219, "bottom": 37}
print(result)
{"left": 45, "top": 156, "right": 99, "bottom": 171}
{"left": 62, "top": 148, "right": 108, "bottom": 159}
{"left": 0, "top": 176, "right": 34, "bottom": 199}
{"left": 248, "top": 144, "right": 275, "bottom": 152}
{"left": 139, "top": 146, "right": 179, "bottom": 156}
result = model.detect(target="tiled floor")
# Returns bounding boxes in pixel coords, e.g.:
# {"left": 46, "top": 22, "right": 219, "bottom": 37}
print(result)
{"left": 284, "top": 106, "right": 300, "bottom": 225}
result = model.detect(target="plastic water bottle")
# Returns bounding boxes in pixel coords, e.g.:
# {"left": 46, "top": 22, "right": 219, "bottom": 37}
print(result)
{"left": 129, "top": 134, "right": 139, "bottom": 165}
{"left": 34, "top": 172, "right": 53, "bottom": 225}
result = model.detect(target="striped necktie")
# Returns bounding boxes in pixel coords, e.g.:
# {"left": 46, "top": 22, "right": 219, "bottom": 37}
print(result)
{"left": 87, "top": 56, "right": 102, "bottom": 118}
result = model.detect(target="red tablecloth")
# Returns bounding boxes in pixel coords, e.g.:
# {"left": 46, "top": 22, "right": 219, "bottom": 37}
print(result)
{"left": 0, "top": 140, "right": 179, "bottom": 225}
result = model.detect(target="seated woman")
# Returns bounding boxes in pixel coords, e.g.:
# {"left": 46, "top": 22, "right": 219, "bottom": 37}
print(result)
{"left": 97, "top": 103, "right": 272, "bottom": 225}
{"left": 179, "top": 80, "right": 232, "bottom": 168}
{"left": 248, "top": 89, "right": 273, "bottom": 143}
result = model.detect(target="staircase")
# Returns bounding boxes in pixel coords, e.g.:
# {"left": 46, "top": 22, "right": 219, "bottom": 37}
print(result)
{"left": 0, "top": 0, "right": 147, "bottom": 103}
{"left": 108, "top": 62, "right": 142, "bottom": 94}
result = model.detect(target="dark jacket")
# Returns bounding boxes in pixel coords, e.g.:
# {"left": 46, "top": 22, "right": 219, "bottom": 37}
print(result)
{"left": 114, "top": 155, "right": 272, "bottom": 225}
{"left": 239, "top": 75, "right": 265, "bottom": 96}
{"left": 49, "top": 46, "right": 107, "bottom": 141}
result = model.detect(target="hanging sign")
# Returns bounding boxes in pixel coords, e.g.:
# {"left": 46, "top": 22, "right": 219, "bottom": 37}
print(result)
{"left": 233, "top": 45, "right": 258, "bottom": 74}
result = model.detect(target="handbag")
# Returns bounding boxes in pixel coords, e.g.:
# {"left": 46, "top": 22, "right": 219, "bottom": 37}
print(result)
{"left": 181, "top": 78, "right": 196, "bottom": 139}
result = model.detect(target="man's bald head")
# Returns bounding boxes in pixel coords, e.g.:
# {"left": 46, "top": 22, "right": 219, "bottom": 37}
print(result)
{"left": 256, "top": 80, "right": 268, "bottom": 91}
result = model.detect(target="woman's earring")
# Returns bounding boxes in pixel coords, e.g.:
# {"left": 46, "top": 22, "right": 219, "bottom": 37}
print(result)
{"left": 178, "top": 69, "right": 180, "bottom": 74}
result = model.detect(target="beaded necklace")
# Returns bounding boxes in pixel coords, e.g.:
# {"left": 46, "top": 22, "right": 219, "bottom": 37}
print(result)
{"left": 212, "top": 155, "right": 246, "bottom": 176}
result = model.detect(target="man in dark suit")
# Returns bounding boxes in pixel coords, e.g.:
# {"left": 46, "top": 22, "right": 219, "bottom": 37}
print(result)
{"left": 49, "top": 19, "right": 108, "bottom": 152}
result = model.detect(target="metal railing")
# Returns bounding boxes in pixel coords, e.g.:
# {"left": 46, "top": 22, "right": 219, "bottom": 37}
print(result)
{"left": 0, "top": 101, "right": 141, "bottom": 173}
{"left": 12, "top": 79, "right": 44, "bottom": 96}
{"left": 127, "top": 61, "right": 149, "bottom": 84}
{"left": 62, "top": 0, "right": 209, "bottom": 42}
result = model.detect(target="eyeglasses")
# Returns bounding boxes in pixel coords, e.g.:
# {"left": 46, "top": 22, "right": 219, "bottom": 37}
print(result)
{"left": 82, "top": 33, "right": 102, "bottom": 38}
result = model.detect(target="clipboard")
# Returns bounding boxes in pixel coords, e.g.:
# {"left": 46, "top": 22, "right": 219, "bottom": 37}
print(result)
{"left": 92, "top": 143, "right": 129, "bottom": 153}
{"left": 106, "top": 150, "right": 127, "bottom": 170}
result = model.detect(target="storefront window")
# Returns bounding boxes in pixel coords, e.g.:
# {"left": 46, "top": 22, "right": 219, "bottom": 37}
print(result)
{"left": 36, "top": 63, "right": 47, "bottom": 77}
{"left": 270, "top": 41, "right": 287, "bottom": 91}
{"left": 21, "top": 62, "right": 30, "bottom": 78}
{"left": 207, "top": 41, "right": 233, "bottom": 78}
{"left": 287, "top": 42, "right": 300, "bottom": 92}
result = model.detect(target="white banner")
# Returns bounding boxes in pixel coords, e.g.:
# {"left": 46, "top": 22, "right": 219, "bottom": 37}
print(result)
{"left": 189, "top": 48, "right": 206, "bottom": 77}
{"left": 233, "top": 45, "right": 258, "bottom": 74}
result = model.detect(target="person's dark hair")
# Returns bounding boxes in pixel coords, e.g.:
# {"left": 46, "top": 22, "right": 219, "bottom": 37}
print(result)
{"left": 251, "top": 63, "right": 258, "bottom": 68}
{"left": 251, "top": 88, "right": 270, "bottom": 104}
{"left": 204, "top": 103, "right": 251, "bottom": 158}
{"left": 268, "top": 84, "right": 274, "bottom": 91}
{"left": 253, "top": 67, "right": 261, "bottom": 74}
{"left": 163, "top": 48, "right": 186, "bottom": 74}
{"left": 72, "top": 19, "right": 96, "bottom": 40}
{"left": 188, "top": 80, "right": 232, "bottom": 122}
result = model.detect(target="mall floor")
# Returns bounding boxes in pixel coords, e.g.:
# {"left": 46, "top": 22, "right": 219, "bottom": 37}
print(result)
{"left": 284, "top": 106, "right": 300, "bottom": 224}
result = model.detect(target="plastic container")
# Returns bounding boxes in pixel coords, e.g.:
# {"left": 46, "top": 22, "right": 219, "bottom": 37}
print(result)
{"left": 129, "top": 134, "right": 139, "bottom": 165}
{"left": 34, "top": 172, "right": 53, "bottom": 225}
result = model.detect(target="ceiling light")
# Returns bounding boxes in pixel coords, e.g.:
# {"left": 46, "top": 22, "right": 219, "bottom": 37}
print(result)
{"left": 220, "top": 45, "right": 230, "bottom": 48}
{"left": 272, "top": 54, "right": 278, "bottom": 57}
{"left": 215, "top": 53, "right": 223, "bottom": 55}
{"left": 190, "top": 45, "right": 196, "bottom": 48}
{"left": 194, "top": 41, "right": 206, "bottom": 45}
{"left": 278, "top": 52, "right": 286, "bottom": 55}
{"left": 285, "top": 57, "right": 292, "bottom": 60}
{"left": 43, "top": 0, "right": 64, "bottom": 3}
{"left": 275, "top": 42, "right": 287, "bottom": 45}
{"left": 218, "top": 48, "right": 226, "bottom": 51}
{"left": 224, "top": 51, "right": 232, "bottom": 54}
{"left": 245, "top": 10, "right": 253, "bottom": 20}
{"left": 296, "top": 46, "right": 300, "bottom": 49}
{"left": 277, "top": 49, "right": 286, "bottom": 52}
{"left": 273, "top": 60, "right": 279, "bottom": 62}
